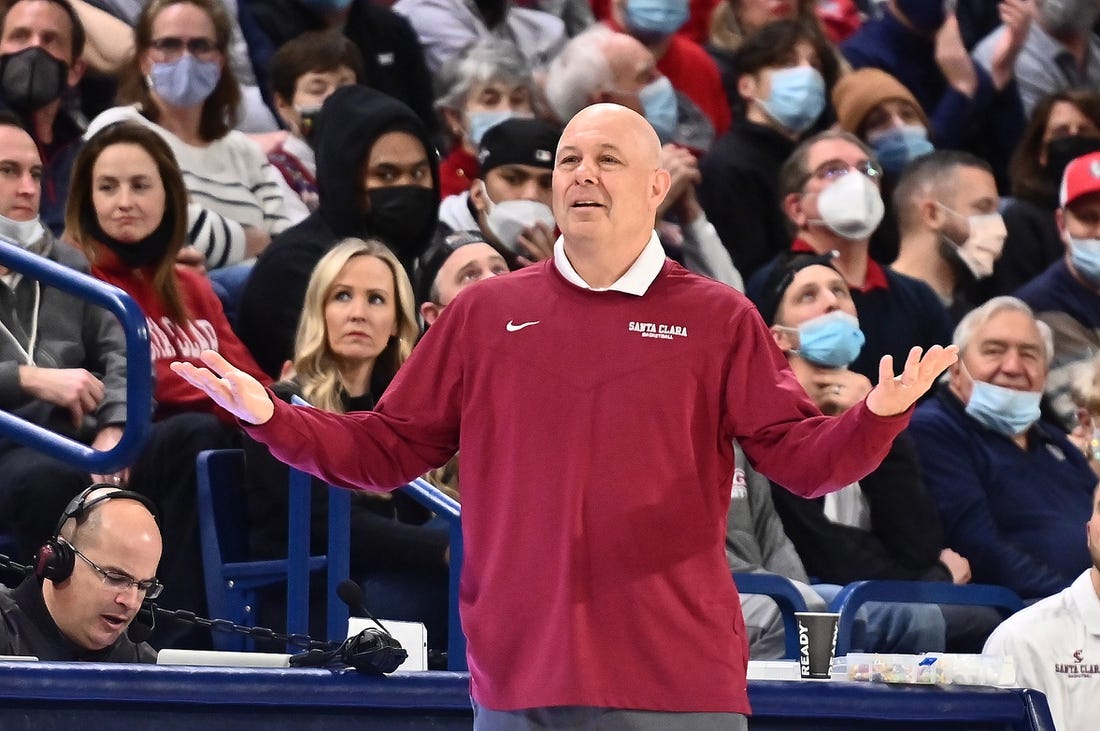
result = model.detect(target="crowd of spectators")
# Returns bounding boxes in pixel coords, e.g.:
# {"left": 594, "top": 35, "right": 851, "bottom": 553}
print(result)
{"left": 0, "top": 0, "right": 1098, "bottom": 700}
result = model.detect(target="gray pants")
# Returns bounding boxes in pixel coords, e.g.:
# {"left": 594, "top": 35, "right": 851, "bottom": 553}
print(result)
{"left": 471, "top": 702, "right": 749, "bottom": 730}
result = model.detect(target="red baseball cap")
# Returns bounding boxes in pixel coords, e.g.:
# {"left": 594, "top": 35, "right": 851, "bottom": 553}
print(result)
{"left": 1060, "top": 151, "right": 1100, "bottom": 207}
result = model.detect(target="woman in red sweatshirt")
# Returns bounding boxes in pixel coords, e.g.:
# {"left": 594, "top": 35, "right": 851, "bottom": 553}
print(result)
{"left": 65, "top": 121, "right": 270, "bottom": 424}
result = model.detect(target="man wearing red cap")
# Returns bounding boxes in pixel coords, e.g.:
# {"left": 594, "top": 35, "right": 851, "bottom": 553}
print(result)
{"left": 1016, "top": 150, "right": 1100, "bottom": 431}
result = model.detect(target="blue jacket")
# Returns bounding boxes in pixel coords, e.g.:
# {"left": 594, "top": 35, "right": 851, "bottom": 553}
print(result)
{"left": 1015, "top": 258, "right": 1100, "bottom": 330}
{"left": 907, "top": 386, "right": 1095, "bottom": 599}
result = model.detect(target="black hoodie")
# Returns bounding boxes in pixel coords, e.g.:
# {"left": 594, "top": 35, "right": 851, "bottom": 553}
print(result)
{"left": 237, "top": 85, "right": 440, "bottom": 378}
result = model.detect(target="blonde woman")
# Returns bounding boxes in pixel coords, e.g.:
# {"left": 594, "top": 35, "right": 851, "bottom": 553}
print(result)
{"left": 241, "top": 238, "right": 450, "bottom": 653}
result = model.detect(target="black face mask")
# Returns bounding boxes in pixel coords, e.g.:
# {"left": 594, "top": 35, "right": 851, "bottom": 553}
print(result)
{"left": 1044, "top": 135, "right": 1100, "bottom": 185}
{"left": 364, "top": 185, "right": 437, "bottom": 261}
{"left": 0, "top": 46, "right": 67, "bottom": 114}
{"left": 82, "top": 204, "right": 177, "bottom": 269}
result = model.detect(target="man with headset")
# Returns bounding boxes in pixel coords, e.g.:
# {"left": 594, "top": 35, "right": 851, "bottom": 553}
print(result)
{"left": 0, "top": 485, "right": 161, "bottom": 661}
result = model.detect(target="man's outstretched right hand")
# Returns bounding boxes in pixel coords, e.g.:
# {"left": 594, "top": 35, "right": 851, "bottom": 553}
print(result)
{"left": 170, "top": 350, "right": 275, "bottom": 425}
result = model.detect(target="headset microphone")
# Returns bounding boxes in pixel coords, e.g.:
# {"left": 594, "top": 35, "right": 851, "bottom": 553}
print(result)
{"left": 127, "top": 605, "right": 155, "bottom": 644}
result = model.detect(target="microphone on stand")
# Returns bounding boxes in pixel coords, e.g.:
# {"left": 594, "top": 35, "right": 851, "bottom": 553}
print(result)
{"left": 334, "top": 579, "right": 407, "bottom": 673}
{"left": 289, "top": 579, "right": 407, "bottom": 674}
{"left": 337, "top": 579, "right": 370, "bottom": 617}
{"left": 337, "top": 579, "right": 396, "bottom": 635}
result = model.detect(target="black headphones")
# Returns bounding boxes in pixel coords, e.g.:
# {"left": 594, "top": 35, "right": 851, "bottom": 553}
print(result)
{"left": 33, "top": 484, "right": 160, "bottom": 583}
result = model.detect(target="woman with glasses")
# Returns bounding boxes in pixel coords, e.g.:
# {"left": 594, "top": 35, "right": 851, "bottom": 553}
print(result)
{"left": 83, "top": 0, "right": 309, "bottom": 303}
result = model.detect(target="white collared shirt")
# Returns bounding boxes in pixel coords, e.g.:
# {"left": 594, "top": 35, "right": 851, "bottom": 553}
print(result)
{"left": 552, "top": 231, "right": 665, "bottom": 296}
{"left": 983, "top": 569, "right": 1100, "bottom": 731}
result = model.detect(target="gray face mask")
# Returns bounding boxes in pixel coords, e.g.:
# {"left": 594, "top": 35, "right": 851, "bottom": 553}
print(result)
{"left": 1041, "top": 0, "right": 1100, "bottom": 36}
{"left": 0, "top": 213, "right": 44, "bottom": 246}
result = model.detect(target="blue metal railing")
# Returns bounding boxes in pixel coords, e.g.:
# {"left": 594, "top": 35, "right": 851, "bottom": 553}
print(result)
{"left": 287, "top": 395, "right": 352, "bottom": 642}
{"left": 0, "top": 238, "right": 151, "bottom": 473}
{"left": 400, "top": 477, "right": 463, "bottom": 669}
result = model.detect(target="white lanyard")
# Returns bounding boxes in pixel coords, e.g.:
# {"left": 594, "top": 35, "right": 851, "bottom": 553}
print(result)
{"left": 0, "top": 279, "right": 40, "bottom": 366}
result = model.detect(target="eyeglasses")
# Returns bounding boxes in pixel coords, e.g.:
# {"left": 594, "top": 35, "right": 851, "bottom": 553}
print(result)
{"left": 68, "top": 541, "right": 163, "bottom": 598}
{"left": 806, "top": 158, "right": 883, "bottom": 185}
{"left": 148, "top": 36, "right": 218, "bottom": 58}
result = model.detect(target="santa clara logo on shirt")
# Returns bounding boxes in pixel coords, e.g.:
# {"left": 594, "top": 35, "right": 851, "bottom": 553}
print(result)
{"left": 1054, "top": 649, "right": 1099, "bottom": 678}
{"left": 627, "top": 320, "right": 688, "bottom": 340}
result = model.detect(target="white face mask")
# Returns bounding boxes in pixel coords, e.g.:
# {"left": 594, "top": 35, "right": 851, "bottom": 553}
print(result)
{"left": 0, "top": 212, "right": 44, "bottom": 246}
{"left": 811, "top": 172, "right": 884, "bottom": 240}
{"left": 938, "top": 206, "right": 1007, "bottom": 280}
{"left": 481, "top": 181, "right": 556, "bottom": 254}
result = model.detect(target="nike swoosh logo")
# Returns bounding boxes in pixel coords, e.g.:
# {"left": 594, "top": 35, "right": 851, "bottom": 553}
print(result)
{"left": 506, "top": 320, "right": 540, "bottom": 332}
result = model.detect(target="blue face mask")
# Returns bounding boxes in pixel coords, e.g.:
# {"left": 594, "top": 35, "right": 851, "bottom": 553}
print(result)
{"left": 468, "top": 110, "right": 517, "bottom": 147}
{"left": 147, "top": 55, "right": 221, "bottom": 108}
{"left": 639, "top": 75, "right": 678, "bottom": 143}
{"left": 867, "top": 124, "right": 934, "bottom": 174}
{"left": 756, "top": 66, "right": 826, "bottom": 135}
{"left": 624, "top": 0, "right": 689, "bottom": 43}
{"left": 962, "top": 362, "right": 1042, "bottom": 436}
{"left": 786, "top": 310, "right": 866, "bottom": 368}
{"left": 1069, "top": 235, "right": 1100, "bottom": 286}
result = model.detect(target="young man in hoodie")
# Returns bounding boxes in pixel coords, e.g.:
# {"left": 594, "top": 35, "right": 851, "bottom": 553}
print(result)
{"left": 236, "top": 85, "right": 439, "bottom": 379}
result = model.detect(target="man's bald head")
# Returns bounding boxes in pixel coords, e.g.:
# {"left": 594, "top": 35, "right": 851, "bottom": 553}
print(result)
{"left": 43, "top": 487, "right": 161, "bottom": 651}
{"left": 553, "top": 103, "right": 670, "bottom": 267}
{"left": 563, "top": 103, "right": 663, "bottom": 165}
{"left": 58, "top": 487, "right": 159, "bottom": 552}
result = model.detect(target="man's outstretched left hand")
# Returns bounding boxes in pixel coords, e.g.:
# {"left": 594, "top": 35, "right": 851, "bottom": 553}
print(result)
{"left": 865, "top": 345, "right": 959, "bottom": 417}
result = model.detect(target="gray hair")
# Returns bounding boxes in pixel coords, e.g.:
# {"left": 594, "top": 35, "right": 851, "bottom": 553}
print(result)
{"left": 434, "top": 38, "right": 536, "bottom": 113}
{"left": 542, "top": 25, "right": 614, "bottom": 124}
{"left": 777, "top": 129, "right": 879, "bottom": 202}
{"left": 953, "top": 296, "right": 1054, "bottom": 365}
